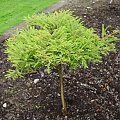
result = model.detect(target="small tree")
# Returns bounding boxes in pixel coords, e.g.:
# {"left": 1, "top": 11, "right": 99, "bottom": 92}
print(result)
{"left": 5, "top": 10, "right": 118, "bottom": 115}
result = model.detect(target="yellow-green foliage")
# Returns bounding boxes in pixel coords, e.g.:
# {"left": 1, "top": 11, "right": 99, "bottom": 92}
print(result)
{"left": 5, "top": 10, "right": 117, "bottom": 79}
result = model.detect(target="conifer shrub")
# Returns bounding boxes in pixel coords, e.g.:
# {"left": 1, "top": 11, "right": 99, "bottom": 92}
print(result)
{"left": 5, "top": 10, "right": 117, "bottom": 78}
{"left": 5, "top": 10, "right": 118, "bottom": 115}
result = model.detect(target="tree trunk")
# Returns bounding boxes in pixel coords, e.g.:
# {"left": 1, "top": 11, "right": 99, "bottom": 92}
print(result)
{"left": 58, "top": 64, "right": 67, "bottom": 115}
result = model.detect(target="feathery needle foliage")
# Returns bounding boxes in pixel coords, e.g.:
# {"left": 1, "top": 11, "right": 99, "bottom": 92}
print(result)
{"left": 5, "top": 10, "right": 118, "bottom": 115}
{"left": 5, "top": 10, "right": 117, "bottom": 78}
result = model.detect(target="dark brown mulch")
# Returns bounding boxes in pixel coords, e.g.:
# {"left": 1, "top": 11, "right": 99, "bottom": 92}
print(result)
{"left": 0, "top": 0, "right": 120, "bottom": 120}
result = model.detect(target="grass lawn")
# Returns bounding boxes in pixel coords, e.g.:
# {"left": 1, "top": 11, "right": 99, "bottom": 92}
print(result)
{"left": 0, "top": 0, "right": 59, "bottom": 35}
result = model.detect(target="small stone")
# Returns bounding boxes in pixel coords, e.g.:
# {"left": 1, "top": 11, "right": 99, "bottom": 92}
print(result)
{"left": 57, "top": 93, "right": 60, "bottom": 97}
{"left": 91, "top": 100, "right": 95, "bottom": 102}
{"left": 34, "top": 79, "right": 39, "bottom": 84}
{"left": 3, "top": 103, "right": 7, "bottom": 108}
{"left": 0, "top": 61, "right": 3, "bottom": 64}
{"left": 65, "top": 116, "right": 68, "bottom": 119}
{"left": 41, "top": 72, "right": 44, "bottom": 77}
{"left": 86, "top": 7, "right": 91, "bottom": 9}
{"left": 76, "top": 81, "right": 79, "bottom": 84}
{"left": 77, "top": 109, "right": 79, "bottom": 112}
{"left": 106, "top": 86, "right": 109, "bottom": 90}
{"left": 17, "top": 113, "right": 20, "bottom": 117}
{"left": 110, "top": 0, "right": 113, "bottom": 4}
{"left": 38, "top": 70, "right": 44, "bottom": 77}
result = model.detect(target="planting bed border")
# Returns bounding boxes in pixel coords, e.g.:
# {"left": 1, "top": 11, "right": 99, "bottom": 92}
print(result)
{"left": 0, "top": 0, "right": 67, "bottom": 43}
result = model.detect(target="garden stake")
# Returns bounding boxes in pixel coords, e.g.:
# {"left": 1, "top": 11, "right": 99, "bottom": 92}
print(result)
{"left": 58, "top": 64, "right": 67, "bottom": 115}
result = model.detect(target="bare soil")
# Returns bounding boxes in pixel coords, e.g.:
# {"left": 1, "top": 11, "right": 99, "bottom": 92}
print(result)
{"left": 0, "top": 0, "right": 120, "bottom": 120}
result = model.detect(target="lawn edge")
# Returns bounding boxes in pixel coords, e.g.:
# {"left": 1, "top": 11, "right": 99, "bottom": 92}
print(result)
{"left": 0, "top": 0, "right": 67, "bottom": 43}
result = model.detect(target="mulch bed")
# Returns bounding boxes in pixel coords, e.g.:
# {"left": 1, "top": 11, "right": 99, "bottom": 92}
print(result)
{"left": 0, "top": 0, "right": 120, "bottom": 120}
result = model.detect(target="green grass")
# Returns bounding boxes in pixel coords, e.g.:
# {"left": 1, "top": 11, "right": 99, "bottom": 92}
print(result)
{"left": 0, "top": 0, "right": 59, "bottom": 35}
